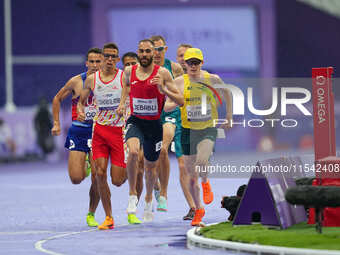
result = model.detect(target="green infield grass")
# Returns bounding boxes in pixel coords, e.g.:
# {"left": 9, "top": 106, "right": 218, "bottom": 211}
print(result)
{"left": 199, "top": 222, "right": 340, "bottom": 250}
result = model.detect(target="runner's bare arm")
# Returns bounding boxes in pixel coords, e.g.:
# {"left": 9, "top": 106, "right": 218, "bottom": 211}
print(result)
{"left": 153, "top": 67, "right": 184, "bottom": 106}
{"left": 117, "top": 67, "right": 131, "bottom": 116}
{"left": 171, "top": 62, "right": 184, "bottom": 78}
{"left": 213, "top": 75, "right": 233, "bottom": 129}
{"left": 164, "top": 76, "right": 184, "bottom": 112}
{"left": 51, "top": 76, "right": 78, "bottom": 136}
{"left": 78, "top": 74, "right": 94, "bottom": 122}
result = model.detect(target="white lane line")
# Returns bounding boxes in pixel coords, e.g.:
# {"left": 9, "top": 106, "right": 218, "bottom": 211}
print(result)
{"left": 35, "top": 229, "right": 97, "bottom": 255}
{"left": 34, "top": 216, "right": 178, "bottom": 255}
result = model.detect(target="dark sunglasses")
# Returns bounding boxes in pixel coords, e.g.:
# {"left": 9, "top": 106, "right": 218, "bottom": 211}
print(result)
{"left": 88, "top": 60, "right": 101, "bottom": 63}
{"left": 154, "top": 46, "right": 166, "bottom": 52}
{"left": 124, "top": 62, "right": 137, "bottom": 67}
{"left": 138, "top": 49, "right": 152, "bottom": 53}
{"left": 103, "top": 54, "right": 119, "bottom": 59}
{"left": 185, "top": 59, "right": 201, "bottom": 66}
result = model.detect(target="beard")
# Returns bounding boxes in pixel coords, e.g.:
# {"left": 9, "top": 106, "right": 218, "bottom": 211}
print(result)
{"left": 139, "top": 56, "right": 153, "bottom": 67}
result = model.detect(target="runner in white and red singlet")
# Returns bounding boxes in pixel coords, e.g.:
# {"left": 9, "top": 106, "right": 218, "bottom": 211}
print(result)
{"left": 116, "top": 39, "right": 184, "bottom": 223}
{"left": 79, "top": 43, "right": 127, "bottom": 230}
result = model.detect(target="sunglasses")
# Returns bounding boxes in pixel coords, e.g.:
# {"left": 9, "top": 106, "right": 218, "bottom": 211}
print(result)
{"left": 185, "top": 59, "right": 201, "bottom": 66}
{"left": 154, "top": 46, "right": 166, "bottom": 52}
{"left": 103, "top": 54, "right": 119, "bottom": 59}
{"left": 88, "top": 60, "right": 101, "bottom": 63}
{"left": 138, "top": 49, "right": 152, "bottom": 53}
{"left": 124, "top": 62, "right": 137, "bottom": 67}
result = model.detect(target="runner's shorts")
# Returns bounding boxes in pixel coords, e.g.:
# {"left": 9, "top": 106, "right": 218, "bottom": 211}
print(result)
{"left": 92, "top": 123, "right": 126, "bottom": 168}
{"left": 64, "top": 123, "right": 92, "bottom": 153}
{"left": 161, "top": 107, "right": 183, "bottom": 158}
{"left": 181, "top": 127, "right": 217, "bottom": 155}
{"left": 125, "top": 115, "right": 162, "bottom": 162}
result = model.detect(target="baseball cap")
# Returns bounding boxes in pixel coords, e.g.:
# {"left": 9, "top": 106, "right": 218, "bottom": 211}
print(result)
{"left": 184, "top": 48, "right": 203, "bottom": 61}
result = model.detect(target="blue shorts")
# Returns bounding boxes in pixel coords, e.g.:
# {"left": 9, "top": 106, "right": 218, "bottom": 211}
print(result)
{"left": 161, "top": 107, "right": 183, "bottom": 158}
{"left": 64, "top": 123, "right": 92, "bottom": 153}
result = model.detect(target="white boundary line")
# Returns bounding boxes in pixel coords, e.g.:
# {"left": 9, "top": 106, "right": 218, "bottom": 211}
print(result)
{"left": 34, "top": 229, "right": 97, "bottom": 255}
{"left": 34, "top": 216, "right": 179, "bottom": 255}
{"left": 187, "top": 224, "right": 340, "bottom": 255}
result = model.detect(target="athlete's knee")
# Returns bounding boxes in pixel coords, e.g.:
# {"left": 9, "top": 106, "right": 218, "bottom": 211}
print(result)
{"left": 111, "top": 176, "right": 126, "bottom": 187}
{"left": 70, "top": 176, "right": 83, "bottom": 185}
{"left": 128, "top": 148, "right": 139, "bottom": 160}
{"left": 160, "top": 147, "right": 168, "bottom": 158}
{"left": 96, "top": 167, "right": 107, "bottom": 181}
{"left": 178, "top": 160, "right": 186, "bottom": 173}
{"left": 196, "top": 158, "right": 209, "bottom": 168}
{"left": 91, "top": 173, "right": 97, "bottom": 183}
{"left": 144, "top": 167, "right": 156, "bottom": 178}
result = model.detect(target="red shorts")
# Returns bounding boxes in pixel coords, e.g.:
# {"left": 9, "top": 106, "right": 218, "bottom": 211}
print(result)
{"left": 92, "top": 123, "right": 126, "bottom": 168}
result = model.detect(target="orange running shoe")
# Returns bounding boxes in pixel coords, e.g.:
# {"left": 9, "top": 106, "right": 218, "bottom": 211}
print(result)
{"left": 98, "top": 216, "right": 114, "bottom": 230}
{"left": 191, "top": 208, "right": 205, "bottom": 226}
{"left": 202, "top": 180, "right": 213, "bottom": 204}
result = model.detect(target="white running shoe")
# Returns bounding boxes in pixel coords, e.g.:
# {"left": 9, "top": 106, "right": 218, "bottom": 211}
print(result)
{"left": 127, "top": 195, "right": 138, "bottom": 214}
{"left": 143, "top": 201, "right": 154, "bottom": 222}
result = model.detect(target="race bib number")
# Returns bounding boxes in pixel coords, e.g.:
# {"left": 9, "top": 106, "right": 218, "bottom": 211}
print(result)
{"left": 84, "top": 105, "right": 96, "bottom": 121}
{"left": 97, "top": 92, "right": 120, "bottom": 111}
{"left": 132, "top": 98, "right": 158, "bottom": 116}
{"left": 186, "top": 105, "right": 212, "bottom": 122}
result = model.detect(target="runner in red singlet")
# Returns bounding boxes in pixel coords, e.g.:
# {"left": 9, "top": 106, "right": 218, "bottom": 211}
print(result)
{"left": 116, "top": 39, "right": 184, "bottom": 223}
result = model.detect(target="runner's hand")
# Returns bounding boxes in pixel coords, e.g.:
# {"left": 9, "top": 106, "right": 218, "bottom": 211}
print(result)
{"left": 51, "top": 123, "right": 61, "bottom": 136}
{"left": 152, "top": 74, "right": 165, "bottom": 93}
{"left": 116, "top": 104, "right": 125, "bottom": 117}
{"left": 77, "top": 110, "right": 85, "bottom": 122}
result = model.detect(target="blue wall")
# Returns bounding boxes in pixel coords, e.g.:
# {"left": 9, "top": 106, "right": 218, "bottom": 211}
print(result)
{"left": 277, "top": 0, "right": 340, "bottom": 79}
{"left": 0, "top": 0, "right": 91, "bottom": 107}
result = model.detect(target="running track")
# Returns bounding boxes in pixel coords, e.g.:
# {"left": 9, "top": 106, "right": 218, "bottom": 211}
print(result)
{"left": 0, "top": 151, "right": 312, "bottom": 255}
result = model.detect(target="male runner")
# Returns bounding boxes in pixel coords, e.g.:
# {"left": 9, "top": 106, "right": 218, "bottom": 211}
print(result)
{"left": 51, "top": 48, "right": 102, "bottom": 227}
{"left": 117, "top": 39, "right": 183, "bottom": 223}
{"left": 175, "top": 43, "right": 197, "bottom": 220}
{"left": 165, "top": 48, "right": 232, "bottom": 226}
{"left": 79, "top": 43, "right": 127, "bottom": 230}
{"left": 122, "top": 52, "right": 144, "bottom": 201}
{"left": 149, "top": 35, "right": 184, "bottom": 212}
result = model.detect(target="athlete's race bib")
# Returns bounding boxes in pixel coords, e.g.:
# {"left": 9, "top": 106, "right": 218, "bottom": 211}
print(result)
{"left": 132, "top": 98, "right": 158, "bottom": 116}
{"left": 97, "top": 92, "right": 120, "bottom": 111}
{"left": 186, "top": 105, "right": 212, "bottom": 122}
{"left": 84, "top": 105, "right": 97, "bottom": 121}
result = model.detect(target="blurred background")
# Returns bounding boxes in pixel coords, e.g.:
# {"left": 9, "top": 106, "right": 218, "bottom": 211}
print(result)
{"left": 1, "top": 0, "right": 340, "bottom": 163}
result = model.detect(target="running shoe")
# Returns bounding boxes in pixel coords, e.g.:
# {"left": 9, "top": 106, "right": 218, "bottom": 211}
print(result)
{"left": 98, "top": 216, "right": 114, "bottom": 230}
{"left": 85, "top": 154, "right": 91, "bottom": 178}
{"left": 183, "top": 208, "right": 195, "bottom": 220}
{"left": 143, "top": 201, "right": 154, "bottom": 222}
{"left": 128, "top": 214, "right": 142, "bottom": 224}
{"left": 202, "top": 179, "right": 213, "bottom": 204}
{"left": 127, "top": 195, "right": 138, "bottom": 214}
{"left": 86, "top": 212, "right": 99, "bottom": 227}
{"left": 191, "top": 208, "right": 205, "bottom": 226}
{"left": 154, "top": 189, "right": 160, "bottom": 203}
{"left": 157, "top": 196, "right": 168, "bottom": 212}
